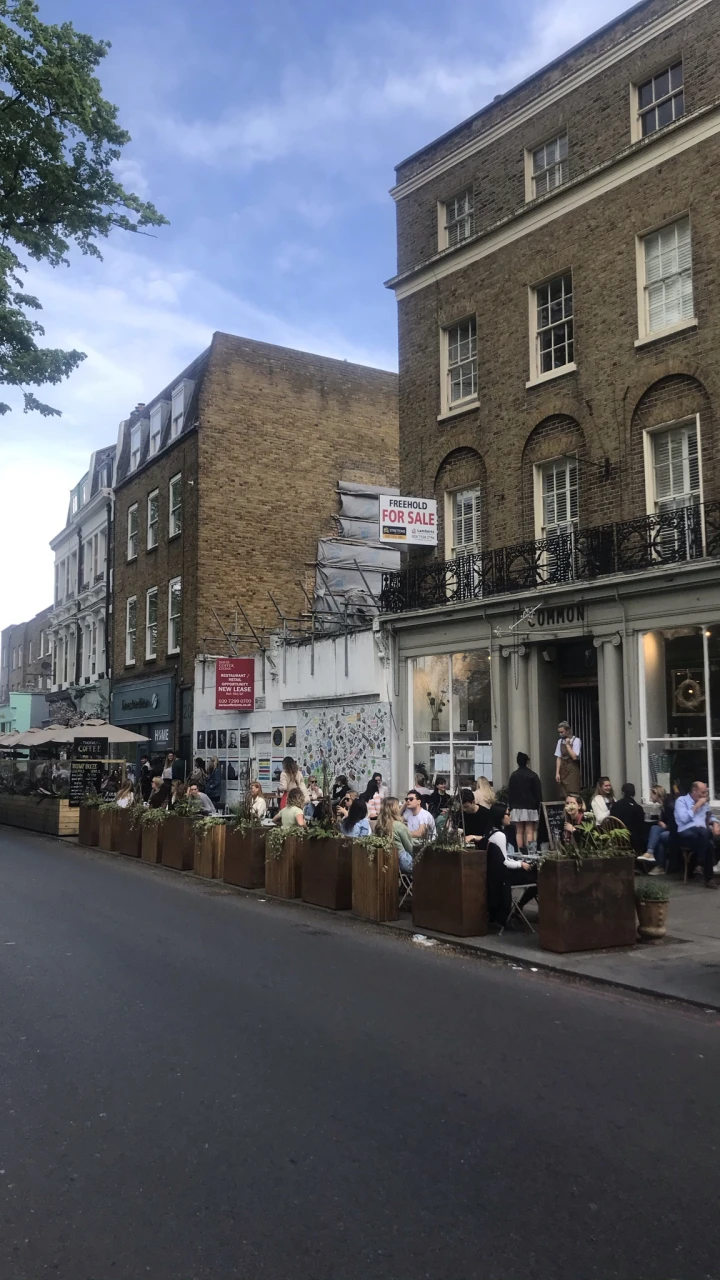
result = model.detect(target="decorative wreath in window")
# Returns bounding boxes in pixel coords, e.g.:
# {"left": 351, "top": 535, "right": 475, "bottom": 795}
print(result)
{"left": 675, "top": 673, "right": 705, "bottom": 713}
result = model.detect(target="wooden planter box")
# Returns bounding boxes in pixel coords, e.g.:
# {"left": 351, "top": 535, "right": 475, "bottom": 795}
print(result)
{"left": 224, "top": 827, "right": 267, "bottom": 889}
{"left": 78, "top": 804, "right": 99, "bottom": 847}
{"left": 0, "top": 793, "right": 78, "bottom": 837}
{"left": 97, "top": 807, "right": 119, "bottom": 852}
{"left": 194, "top": 823, "right": 226, "bottom": 879}
{"left": 161, "top": 816, "right": 197, "bottom": 871}
{"left": 538, "top": 855, "right": 637, "bottom": 953}
{"left": 352, "top": 842, "right": 399, "bottom": 922}
{"left": 116, "top": 808, "right": 142, "bottom": 858}
{"left": 302, "top": 836, "right": 353, "bottom": 910}
{"left": 412, "top": 845, "right": 487, "bottom": 937}
{"left": 265, "top": 835, "right": 302, "bottom": 899}
{"left": 141, "top": 822, "right": 164, "bottom": 864}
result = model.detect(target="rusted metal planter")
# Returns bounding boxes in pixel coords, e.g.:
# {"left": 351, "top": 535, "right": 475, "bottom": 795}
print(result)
{"left": 116, "top": 808, "right": 142, "bottom": 858}
{"left": 538, "top": 855, "right": 636, "bottom": 953}
{"left": 224, "top": 827, "right": 267, "bottom": 889}
{"left": 78, "top": 804, "right": 99, "bottom": 847}
{"left": 161, "top": 815, "right": 197, "bottom": 871}
{"left": 97, "top": 807, "right": 119, "bottom": 853}
{"left": 194, "top": 823, "right": 226, "bottom": 879}
{"left": 636, "top": 898, "right": 669, "bottom": 942}
{"left": 265, "top": 835, "right": 302, "bottom": 899}
{"left": 352, "top": 842, "right": 398, "bottom": 922}
{"left": 141, "top": 822, "right": 164, "bottom": 864}
{"left": 412, "top": 844, "right": 487, "bottom": 936}
{"left": 302, "top": 836, "right": 353, "bottom": 910}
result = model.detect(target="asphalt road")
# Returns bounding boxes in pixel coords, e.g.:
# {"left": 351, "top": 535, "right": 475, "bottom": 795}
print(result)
{"left": 1, "top": 829, "right": 719, "bottom": 1280}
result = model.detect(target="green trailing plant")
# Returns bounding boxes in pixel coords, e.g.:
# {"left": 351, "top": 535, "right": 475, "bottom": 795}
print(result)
{"left": 80, "top": 791, "right": 102, "bottom": 808}
{"left": 97, "top": 799, "right": 118, "bottom": 811}
{"left": 196, "top": 815, "right": 226, "bottom": 835}
{"left": 228, "top": 796, "right": 264, "bottom": 833}
{"left": 167, "top": 797, "right": 202, "bottom": 818}
{"left": 635, "top": 878, "right": 670, "bottom": 903}
{"left": 140, "top": 806, "right": 168, "bottom": 825}
{"left": 126, "top": 801, "right": 147, "bottom": 829}
{"left": 414, "top": 837, "right": 468, "bottom": 863}
{"left": 350, "top": 833, "right": 393, "bottom": 865}
{"left": 267, "top": 823, "right": 307, "bottom": 859}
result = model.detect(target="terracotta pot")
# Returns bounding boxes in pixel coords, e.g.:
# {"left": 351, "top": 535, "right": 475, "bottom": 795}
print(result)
{"left": 224, "top": 827, "right": 267, "bottom": 889}
{"left": 161, "top": 816, "right": 197, "bottom": 871}
{"left": 116, "top": 808, "right": 142, "bottom": 858}
{"left": 265, "top": 835, "right": 302, "bottom": 899}
{"left": 636, "top": 897, "right": 669, "bottom": 941}
{"left": 352, "top": 842, "right": 399, "bottom": 922}
{"left": 538, "top": 856, "right": 637, "bottom": 953}
{"left": 141, "top": 822, "right": 164, "bottom": 864}
{"left": 302, "top": 836, "right": 353, "bottom": 910}
{"left": 78, "top": 804, "right": 99, "bottom": 847}
{"left": 97, "top": 807, "right": 119, "bottom": 852}
{"left": 412, "top": 844, "right": 487, "bottom": 936}
{"left": 194, "top": 823, "right": 226, "bottom": 879}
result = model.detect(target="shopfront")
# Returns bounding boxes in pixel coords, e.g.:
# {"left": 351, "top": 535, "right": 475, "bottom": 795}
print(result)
{"left": 110, "top": 675, "right": 176, "bottom": 765}
{"left": 384, "top": 559, "right": 720, "bottom": 806}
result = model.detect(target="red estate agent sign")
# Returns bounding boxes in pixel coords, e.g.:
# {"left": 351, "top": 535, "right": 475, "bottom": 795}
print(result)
{"left": 216, "top": 658, "right": 255, "bottom": 710}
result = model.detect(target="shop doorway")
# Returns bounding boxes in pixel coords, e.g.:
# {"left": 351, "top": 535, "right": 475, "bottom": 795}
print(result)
{"left": 557, "top": 640, "right": 600, "bottom": 790}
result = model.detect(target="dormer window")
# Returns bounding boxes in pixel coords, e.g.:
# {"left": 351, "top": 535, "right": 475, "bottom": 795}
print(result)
{"left": 149, "top": 404, "right": 163, "bottom": 456}
{"left": 171, "top": 385, "right": 185, "bottom": 440}
{"left": 129, "top": 424, "right": 141, "bottom": 472}
{"left": 71, "top": 493, "right": 78, "bottom": 514}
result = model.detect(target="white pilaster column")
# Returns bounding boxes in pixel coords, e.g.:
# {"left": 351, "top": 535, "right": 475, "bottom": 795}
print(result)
{"left": 601, "top": 635, "right": 625, "bottom": 790}
{"left": 507, "top": 646, "right": 530, "bottom": 765}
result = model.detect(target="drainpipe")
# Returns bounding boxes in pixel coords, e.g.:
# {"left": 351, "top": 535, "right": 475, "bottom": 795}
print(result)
{"left": 74, "top": 526, "right": 83, "bottom": 687}
{"left": 613, "top": 586, "right": 632, "bottom": 730}
{"left": 104, "top": 499, "right": 113, "bottom": 687}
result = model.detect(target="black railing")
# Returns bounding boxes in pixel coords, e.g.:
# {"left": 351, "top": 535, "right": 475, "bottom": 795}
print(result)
{"left": 380, "top": 501, "right": 720, "bottom": 614}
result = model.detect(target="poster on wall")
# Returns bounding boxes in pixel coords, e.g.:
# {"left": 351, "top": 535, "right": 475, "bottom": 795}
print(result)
{"left": 299, "top": 703, "right": 391, "bottom": 790}
{"left": 379, "top": 495, "right": 437, "bottom": 545}
{"left": 216, "top": 658, "right": 255, "bottom": 710}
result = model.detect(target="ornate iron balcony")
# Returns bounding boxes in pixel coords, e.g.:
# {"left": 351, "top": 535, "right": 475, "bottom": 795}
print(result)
{"left": 379, "top": 500, "right": 720, "bottom": 614}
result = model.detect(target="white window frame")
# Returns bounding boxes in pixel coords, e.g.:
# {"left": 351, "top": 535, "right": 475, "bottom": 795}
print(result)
{"left": 167, "top": 577, "right": 182, "bottom": 655}
{"left": 631, "top": 60, "right": 684, "bottom": 142}
{"left": 445, "top": 487, "right": 482, "bottom": 559}
{"left": 169, "top": 473, "right": 182, "bottom": 537}
{"left": 642, "top": 414, "right": 703, "bottom": 517}
{"left": 149, "top": 404, "right": 163, "bottom": 456}
{"left": 147, "top": 489, "right": 159, "bottom": 550}
{"left": 170, "top": 385, "right": 185, "bottom": 440}
{"left": 125, "top": 596, "right": 137, "bottom": 666}
{"left": 11, "top": 647, "right": 16, "bottom": 670}
{"left": 39, "top": 631, "right": 44, "bottom": 658}
{"left": 127, "top": 503, "right": 138, "bottom": 560}
{"left": 524, "top": 132, "right": 568, "bottom": 202}
{"left": 129, "top": 423, "right": 141, "bottom": 472}
{"left": 527, "top": 271, "right": 575, "bottom": 386}
{"left": 635, "top": 215, "right": 696, "bottom": 345}
{"left": 533, "top": 456, "right": 579, "bottom": 540}
{"left": 145, "top": 588, "right": 158, "bottom": 660}
{"left": 438, "top": 188, "right": 475, "bottom": 250}
{"left": 27, "top": 641, "right": 32, "bottom": 664}
{"left": 440, "top": 317, "right": 478, "bottom": 416}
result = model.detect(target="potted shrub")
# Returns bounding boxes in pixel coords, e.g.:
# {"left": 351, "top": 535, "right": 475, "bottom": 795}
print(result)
{"left": 302, "top": 826, "right": 353, "bottom": 911}
{"left": 116, "top": 803, "right": 144, "bottom": 858}
{"left": 538, "top": 821, "right": 637, "bottom": 953}
{"left": 140, "top": 807, "right": 167, "bottom": 863}
{"left": 97, "top": 801, "right": 119, "bottom": 853}
{"left": 78, "top": 792, "right": 101, "bottom": 847}
{"left": 352, "top": 837, "right": 398, "bottom": 922}
{"left": 194, "top": 816, "right": 226, "bottom": 879}
{"left": 162, "top": 799, "right": 200, "bottom": 872}
{"left": 265, "top": 826, "right": 304, "bottom": 899}
{"left": 635, "top": 878, "right": 670, "bottom": 941}
{"left": 412, "top": 838, "right": 487, "bottom": 937}
{"left": 224, "top": 808, "right": 268, "bottom": 890}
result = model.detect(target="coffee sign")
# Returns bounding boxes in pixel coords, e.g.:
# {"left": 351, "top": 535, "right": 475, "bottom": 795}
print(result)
{"left": 74, "top": 737, "right": 108, "bottom": 760}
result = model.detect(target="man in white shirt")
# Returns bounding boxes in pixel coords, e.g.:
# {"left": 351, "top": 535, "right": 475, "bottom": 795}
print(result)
{"left": 403, "top": 789, "right": 436, "bottom": 840}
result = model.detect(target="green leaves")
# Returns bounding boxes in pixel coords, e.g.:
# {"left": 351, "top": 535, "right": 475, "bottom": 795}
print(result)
{"left": 0, "top": 0, "right": 167, "bottom": 414}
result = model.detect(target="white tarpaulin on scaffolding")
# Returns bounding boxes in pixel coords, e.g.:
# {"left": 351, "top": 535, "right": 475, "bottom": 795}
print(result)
{"left": 314, "top": 482, "right": 403, "bottom": 618}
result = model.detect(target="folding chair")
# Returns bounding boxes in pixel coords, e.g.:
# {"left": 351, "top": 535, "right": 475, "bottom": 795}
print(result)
{"left": 505, "top": 881, "right": 537, "bottom": 932}
{"left": 399, "top": 868, "right": 413, "bottom": 910}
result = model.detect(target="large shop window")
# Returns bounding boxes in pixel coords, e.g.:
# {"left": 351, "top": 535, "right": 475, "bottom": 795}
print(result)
{"left": 640, "top": 626, "right": 720, "bottom": 801}
{"left": 410, "top": 651, "right": 492, "bottom": 790}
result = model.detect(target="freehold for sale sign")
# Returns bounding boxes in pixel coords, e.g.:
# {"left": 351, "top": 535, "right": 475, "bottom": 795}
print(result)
{"left": 379, "top": 495, "right": 438, "bottom": 545}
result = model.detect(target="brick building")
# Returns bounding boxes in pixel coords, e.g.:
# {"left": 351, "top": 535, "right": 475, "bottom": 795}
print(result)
{"left": 111, "top": 332, "right": 398, "bottom": 763}
{"left": 379, "top": 0, "right": 720, "bottom": 804}
{"left": 0, "top": 606, "right": 53, "bottom": 734}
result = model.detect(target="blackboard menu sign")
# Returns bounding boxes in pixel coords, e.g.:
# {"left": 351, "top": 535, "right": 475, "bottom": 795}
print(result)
{"left": 74, "top": 737, "right": 108, "bottom": 760}
{"left": 69, "top": 760, "right": 105, "bottom": 808}
{"left": 541, "top": 801, "right": 567, "bottom": 849}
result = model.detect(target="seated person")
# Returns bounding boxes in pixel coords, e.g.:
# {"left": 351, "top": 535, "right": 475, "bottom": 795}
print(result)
{"left": 485, "top": 802, "right": 534, "bottom": 926}
{"left": 275, "top": 786, "right": 307, "bottom": 829}
{"left": 643, "top": 784, "right": 675, "bottom": 871}
{"left": 340, "top": 798, "right": 371, "bottom": 839}
{"left": 562, "top": 796, "right": 584, "bottom": 847}
{"left": 187, "top": 783, "right": 216, "bottom": 815}
{"left": 591, "top": 777, "right": 614, "bottom": 826}
{"left": 674, "top": 781, "right": 720, "bottom": 887}
{"left": 427, "top": 777, "right": 451, "bottom": 818}
{"left": 459, "top": 788, "right": 490, "bottom": 842}
{"left": 402, "top": 789, "right": 436, "bottom": 841}
{"left": 610, "top": 782, "right": 646, "bottom": 854}
{"left": 375, "top": 798, "right": 414, "bottom": 874}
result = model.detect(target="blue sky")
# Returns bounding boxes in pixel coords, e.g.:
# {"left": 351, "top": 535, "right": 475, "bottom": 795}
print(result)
{"left": 0, "top": 0, "right": 628, "bottom": 632}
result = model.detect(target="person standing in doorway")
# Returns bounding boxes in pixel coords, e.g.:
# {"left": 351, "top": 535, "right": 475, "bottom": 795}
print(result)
{"left": 507, "top": 753, "right": 542, "bottom": 854}
{"left": 555, "top": 721, "right": 582, "bottom": 798}
{"left": 139, "top": 754, "right": 153, "bottom": 803}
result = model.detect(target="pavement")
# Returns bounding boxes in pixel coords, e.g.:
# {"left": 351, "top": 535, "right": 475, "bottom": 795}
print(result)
{"left": 2, "top": 825, "right": 720, "bottom": 1280}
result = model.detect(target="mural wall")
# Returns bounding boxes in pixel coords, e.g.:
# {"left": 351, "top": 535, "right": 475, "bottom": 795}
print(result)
{"left": 299, "top": 702, "right": 391, "bottom": 788}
